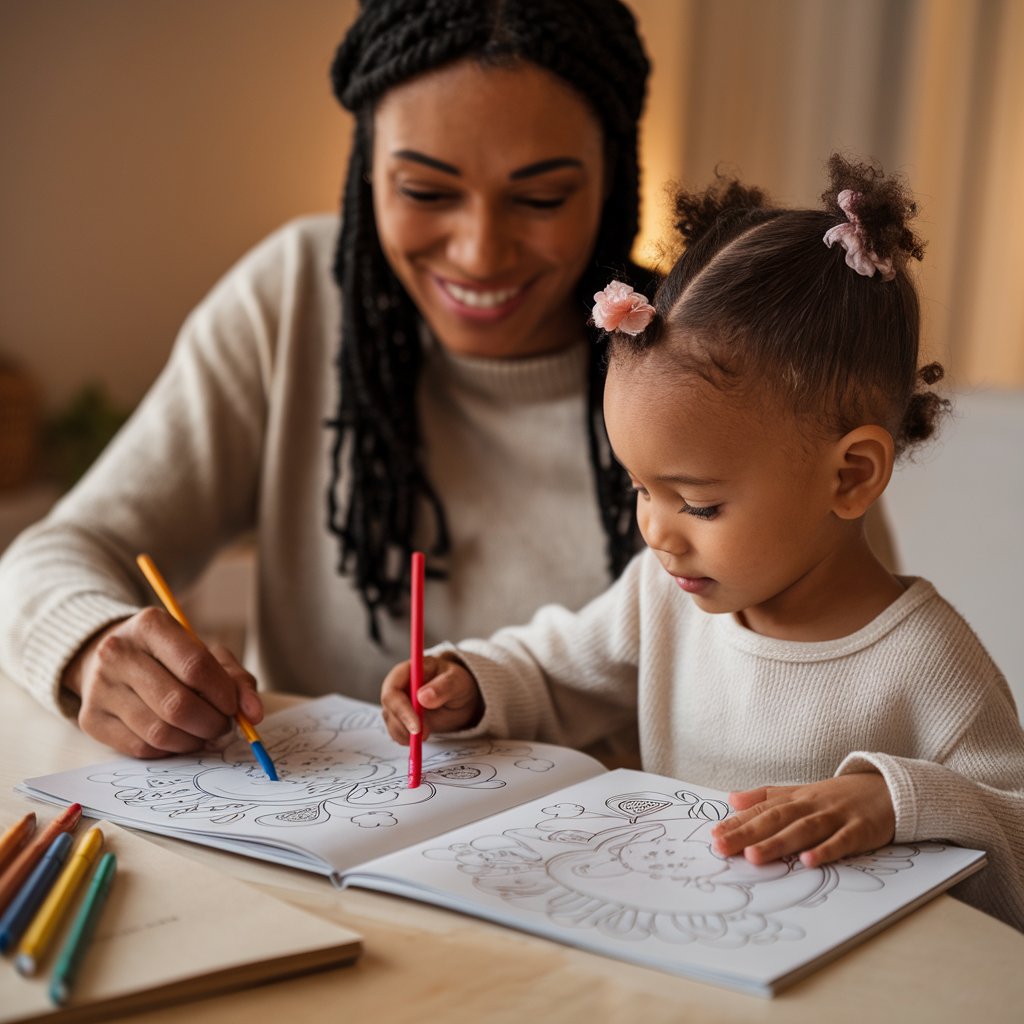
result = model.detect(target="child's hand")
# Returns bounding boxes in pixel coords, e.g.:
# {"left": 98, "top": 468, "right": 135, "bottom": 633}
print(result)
{"left": 380, "top": 654, "right": 483, "bottom": 745}
{"left": 709, "top": 772, "right": 895, "bottom": 868}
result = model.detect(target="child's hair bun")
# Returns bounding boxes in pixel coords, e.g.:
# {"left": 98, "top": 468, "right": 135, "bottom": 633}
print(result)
{"left": 897, "top": 362, "right": 951, "bottom": 453}
{"left": 822, "top": 154, "right": 925, "bottom": 267}
{"left": 673, "top": 176, "right": 769, "bottom": 248}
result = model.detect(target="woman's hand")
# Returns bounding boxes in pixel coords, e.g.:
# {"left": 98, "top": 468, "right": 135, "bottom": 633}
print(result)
{"left": 709, "top": 772, "right": 896, "bottom": 868}
{"left": 61, "top": 607, "right": 264, "bottom": 758}
{"left": 380, "top": 653, "right": 483, "bottom": 745}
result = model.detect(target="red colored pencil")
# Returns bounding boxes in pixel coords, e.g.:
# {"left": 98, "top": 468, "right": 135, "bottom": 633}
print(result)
{"left": 0, "top": 813, "right": 36, "bottom": 874}
{"left": 408, "top": 551, "right": 425, "bottom": 788}
{"left": 0, "top": 804, "right": 82, "bottom": 915}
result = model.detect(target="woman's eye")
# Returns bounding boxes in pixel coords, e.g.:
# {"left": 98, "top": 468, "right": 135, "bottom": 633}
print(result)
{"left": 515, "top": 196, "right": 567, "bottom": 211}
{"left": 680, "top": 501, "right": 720, "bottom": 520}
{"left": 630, "top": 485, "right": 650, "bottom": 500}
{"left": 398, "top": 186, "right": 454, "bottom": 204}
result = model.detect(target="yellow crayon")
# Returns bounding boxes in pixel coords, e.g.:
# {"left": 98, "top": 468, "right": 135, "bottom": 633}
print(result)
{"left": 14, "top": 826, "right": 103, "bottom": 976}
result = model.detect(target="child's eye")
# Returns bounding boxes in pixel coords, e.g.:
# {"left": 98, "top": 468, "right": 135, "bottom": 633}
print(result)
{"left": 679, "top": 501, "right": 720, "bottom": 520}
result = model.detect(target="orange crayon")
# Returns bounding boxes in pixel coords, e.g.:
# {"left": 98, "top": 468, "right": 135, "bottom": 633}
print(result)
{"left": 0, "top": 813, "right": 36, "bottom": 874}
{"left": 0, "top": 804, "right": 82, "bottom": 916}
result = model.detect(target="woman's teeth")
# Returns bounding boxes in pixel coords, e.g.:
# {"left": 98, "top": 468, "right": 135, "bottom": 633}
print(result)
{"left": 444, "top": 282, "right": 520, "bottom": 309}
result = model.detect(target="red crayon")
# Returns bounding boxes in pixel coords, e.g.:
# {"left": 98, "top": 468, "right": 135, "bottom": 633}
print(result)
{"left": 0, "top": 804, "right": 82, "bottom": 916}
{"left": 408, "top": 551, "right": 425, "bottom": 788}
{"left": 0, "top": 813, "right": 36, "bottom": 874}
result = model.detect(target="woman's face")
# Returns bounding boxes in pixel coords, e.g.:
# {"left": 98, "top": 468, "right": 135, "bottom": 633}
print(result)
{"left": 370, "top": 59, "right": 607, "bottom": 359}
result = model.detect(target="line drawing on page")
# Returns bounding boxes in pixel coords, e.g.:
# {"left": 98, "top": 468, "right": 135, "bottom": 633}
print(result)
{"left": 85, "top": 700, "right": 559, "bottom": 832}
{"left": 423, "top": 789, "right": 931, "bottom": 948}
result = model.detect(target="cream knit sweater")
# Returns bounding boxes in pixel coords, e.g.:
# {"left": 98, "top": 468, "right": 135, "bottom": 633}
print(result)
{"left": 442, "top": 547, "right": 1024, "bottom": 930}
{"left": 0, "top": 215, "right": 612, "bottom": 715}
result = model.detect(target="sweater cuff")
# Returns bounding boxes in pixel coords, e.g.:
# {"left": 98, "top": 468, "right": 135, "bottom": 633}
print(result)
{"left": 21, "top": 591, "right": 139, "bottom": 719}
{"left": 836, "top": 751, "right": 918, "bottom": 842}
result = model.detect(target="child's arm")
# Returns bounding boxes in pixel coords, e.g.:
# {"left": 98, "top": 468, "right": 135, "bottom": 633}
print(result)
{"left": 381, "top": 549, "right": 650, "bottom": 750}
{"left": 381, "top": 653, "right": 483, "bottom": 744}
{"left": 709, "top": 772, "right": 895, "bottom": 868}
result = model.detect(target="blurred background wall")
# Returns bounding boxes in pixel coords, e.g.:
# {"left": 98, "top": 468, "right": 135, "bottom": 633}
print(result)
{"left": 1, "top": 0, "right": 1022, "bottom": 417}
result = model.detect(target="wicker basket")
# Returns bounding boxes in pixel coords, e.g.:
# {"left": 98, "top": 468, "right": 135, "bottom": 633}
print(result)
{"left": 0, "top": 357, "right": 40, "bottom": 490}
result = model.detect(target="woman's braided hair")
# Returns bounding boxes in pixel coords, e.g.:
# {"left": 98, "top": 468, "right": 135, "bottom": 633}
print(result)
{"left": 328, "top": 0, "right": 651, "bottom": 639}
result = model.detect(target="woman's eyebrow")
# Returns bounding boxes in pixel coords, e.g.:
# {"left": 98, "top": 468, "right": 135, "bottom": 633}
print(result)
{"left": 390, "top": 150, "right": 582, "bottom": 180}
{"left": 392, "top": 149, "right": 461, "bottom": 175}
{"left": 509, "top": 157, "right": 583, "bottom": 180}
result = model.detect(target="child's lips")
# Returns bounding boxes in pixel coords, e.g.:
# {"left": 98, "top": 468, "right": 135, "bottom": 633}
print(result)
{"left": 673, "top": 575, "right": 713, "bottom": 595}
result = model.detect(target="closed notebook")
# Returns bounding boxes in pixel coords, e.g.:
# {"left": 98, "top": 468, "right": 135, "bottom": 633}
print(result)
{"left": 0, "top": 821, "right": 361, "bottom": 1024}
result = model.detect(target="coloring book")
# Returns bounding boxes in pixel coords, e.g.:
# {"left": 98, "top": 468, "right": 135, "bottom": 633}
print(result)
{"left": 19, "top": 695, "right": 986, "bottom": 997}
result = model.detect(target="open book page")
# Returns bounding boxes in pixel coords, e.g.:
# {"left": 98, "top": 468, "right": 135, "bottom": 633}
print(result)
{"left": 19, "top": 696, "right": 606, "bottom": 881}
{"left": 0, "top": 821, "right": 360, "bottom": 1024}
{"left": 342, "top": 768, "right": 987, "bottom": 997}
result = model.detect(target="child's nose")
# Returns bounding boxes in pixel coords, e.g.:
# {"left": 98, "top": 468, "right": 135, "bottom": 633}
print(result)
{"left": 642, "top": 506, "right": 690, "bottom": 557}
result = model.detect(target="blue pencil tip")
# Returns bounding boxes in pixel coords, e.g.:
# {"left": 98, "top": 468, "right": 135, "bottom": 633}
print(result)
{"left": 251, "top": 741, "right": 279, "bottom": 781}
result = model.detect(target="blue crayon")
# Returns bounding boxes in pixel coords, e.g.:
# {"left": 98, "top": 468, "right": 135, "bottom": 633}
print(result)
{"left": 0, "top": 832, "right": 73, "bottom": 953}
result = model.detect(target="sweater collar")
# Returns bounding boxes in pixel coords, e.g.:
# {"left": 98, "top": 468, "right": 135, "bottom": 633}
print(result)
{"left": 718, "top": 577, "right": 935, "bottom": 660}
{"left": 421, "top": 328, "right": 590, "bottom": 405}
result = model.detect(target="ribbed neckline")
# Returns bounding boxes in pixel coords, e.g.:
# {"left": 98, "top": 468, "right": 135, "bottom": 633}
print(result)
{"left": 717, "top": 577, "right": 936, "bottom": 662}
{"left": 422, "top": 329, "right": 589, "bottom": 404}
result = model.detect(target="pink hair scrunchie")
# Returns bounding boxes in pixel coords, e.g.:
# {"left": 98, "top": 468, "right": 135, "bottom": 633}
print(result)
{"left": 823, "top": 190, "right": 895, "bottom": 281}
{"left": 591, "top": 280, "right": 656, "bottom": 335}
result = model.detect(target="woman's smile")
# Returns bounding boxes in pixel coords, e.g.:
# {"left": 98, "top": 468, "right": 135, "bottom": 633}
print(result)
{"left": 432, "top": 275, "right": 530, "bottom": 321}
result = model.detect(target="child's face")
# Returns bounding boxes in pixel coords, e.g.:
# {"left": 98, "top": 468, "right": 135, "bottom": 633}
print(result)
{"left": 604, "top": 351, "right": 847, "bottom": 634}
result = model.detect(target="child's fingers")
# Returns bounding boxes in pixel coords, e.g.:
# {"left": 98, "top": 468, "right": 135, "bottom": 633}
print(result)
{"left": 799, "top": 823, "right": 862, "bottom": 868}
{"left": 711, "top": 789, "right": 802, "bottom": 856}
{"left": 417, "top": 661, "right": 475, "bottom": 711}
{"left": 727, "top": 785, "right": 788, "bottom": 811}
{"left": 736, "top": 813, "right": 838, "bottom": 865}
{"left": 380, "top": 660, "right": 419, "bottom": 735}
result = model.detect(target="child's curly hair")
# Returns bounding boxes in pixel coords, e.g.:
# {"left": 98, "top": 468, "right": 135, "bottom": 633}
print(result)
{"left": 613, "top": 154, "right": 949, "bottom": 458}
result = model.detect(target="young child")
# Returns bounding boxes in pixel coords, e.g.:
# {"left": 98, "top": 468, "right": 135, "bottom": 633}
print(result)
{"left": 380, "top": 154, "right": 1024, "bottom": 931}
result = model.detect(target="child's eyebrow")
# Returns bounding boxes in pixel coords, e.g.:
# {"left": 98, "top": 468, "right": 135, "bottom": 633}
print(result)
{"left": 655, "top": 473, "right": 723, "bottom": 486}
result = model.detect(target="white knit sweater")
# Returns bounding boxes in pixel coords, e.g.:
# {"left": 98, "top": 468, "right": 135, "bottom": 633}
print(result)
{"left": 441, "top": 547, "right": 1024, "bottom": 930}
{"left": 0, "top": 215, "right": 612, "bottom": 714}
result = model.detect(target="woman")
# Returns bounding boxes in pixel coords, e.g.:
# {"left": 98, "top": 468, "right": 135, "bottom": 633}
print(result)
{"left": 0, "top": 0, "right": 651, "bottom": 758}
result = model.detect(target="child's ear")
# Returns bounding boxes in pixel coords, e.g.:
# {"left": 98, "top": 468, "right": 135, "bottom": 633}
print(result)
{"left": 829, "top": 425, "right": 895, "bottom": 519}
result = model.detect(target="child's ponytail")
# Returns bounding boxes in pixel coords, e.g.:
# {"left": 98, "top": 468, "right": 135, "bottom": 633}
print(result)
{"left": 897, "top": 363, "right": 952, "bottom": 454}
{"left": 821, "top": 153, "right": 926, "bottom": 269}
{"left": 673, "top": 177, "right": 769, "bottom": 248}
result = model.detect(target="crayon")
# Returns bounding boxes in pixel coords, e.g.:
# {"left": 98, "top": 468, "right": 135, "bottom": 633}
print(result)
{"left": 49, "top": 852, "right": 117, "bottom": 1007}
{"left": 0, "top": 803, "right": 82, "bottom": 916}
{"left": 15, "top": 826, "right": 104, "bottom": 975}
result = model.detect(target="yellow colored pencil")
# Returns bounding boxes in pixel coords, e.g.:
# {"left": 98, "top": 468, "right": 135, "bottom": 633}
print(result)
{"left": 135, "top": 553, "right": 278, "bottom": 780}
{"left": 14, "top": 826, "right": 104, "bottom": 976}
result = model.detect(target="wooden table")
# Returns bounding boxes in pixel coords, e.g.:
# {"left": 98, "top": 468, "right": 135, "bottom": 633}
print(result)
{"left": 2, "top": 680, "right": 1022, "bottom": 1023}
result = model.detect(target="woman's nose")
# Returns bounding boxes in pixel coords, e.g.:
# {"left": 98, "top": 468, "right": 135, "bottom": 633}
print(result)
{"left": 447, "top": 203, "right": 514, "bottom": 279}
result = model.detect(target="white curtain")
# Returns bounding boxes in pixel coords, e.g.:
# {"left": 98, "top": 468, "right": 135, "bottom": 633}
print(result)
{"left": 632, "top": 0, "right": 1024, "bottom": 389}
